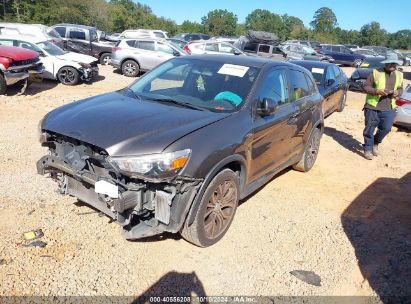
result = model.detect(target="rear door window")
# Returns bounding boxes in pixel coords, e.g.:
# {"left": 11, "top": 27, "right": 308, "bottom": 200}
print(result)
{"left": 289, "top": 70, "right": 311, "bottom": 100}
{"left": 244, "top": 43, "right": 258, "bottom": 52}
{"left": 331, "top": 46, "right": 341, "bottom": 53}
{"left": 258, "top": 45, "right": 270, "bottom": 53}
{"left": 136, "top": 41, "right": 155, "bottom": 51}
{"left": 69, "top": 29, "right": 86, "bottom": 40}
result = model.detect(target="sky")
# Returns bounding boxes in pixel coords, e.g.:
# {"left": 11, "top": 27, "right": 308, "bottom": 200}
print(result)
{"left": 138, "top": 0, "right": 411, "bottom": 33}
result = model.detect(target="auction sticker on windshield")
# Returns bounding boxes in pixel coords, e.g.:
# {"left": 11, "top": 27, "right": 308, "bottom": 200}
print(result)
{"left": 218, "top": 64, "right": 249, "bottom": 77}
{"left": 312, "top": 68, "right": 324, "bottom": 74}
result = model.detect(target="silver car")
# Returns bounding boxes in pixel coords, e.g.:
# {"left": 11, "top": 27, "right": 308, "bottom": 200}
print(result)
{"left": 185, "top": 40, "right": 244, "bottom": 55}
{"left": 111, "top": 38, "right": 186, "bottom": 77}
{"left": 395, "top": 84, "right": 411, "bottom": 129}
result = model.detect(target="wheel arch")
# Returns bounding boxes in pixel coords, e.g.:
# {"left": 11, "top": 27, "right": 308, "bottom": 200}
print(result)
{"left": 121, "top": 58, "right": 141, "bottom": 68}
{"left": 184, "top": 154, "right": 247, "bottom": 227}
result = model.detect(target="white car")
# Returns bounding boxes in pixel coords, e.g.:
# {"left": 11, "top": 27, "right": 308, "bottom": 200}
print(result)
{"left": 119, "top": 29, "right": 168, "bottom": 39}
{"left": 395, "top": 84, "right": 411, "bottom": 129}
{"left": 185, "top": 40, "right": 245, "bottom": 55}
{"left": 0, "top": 35, "right": 98, "bottom": 85}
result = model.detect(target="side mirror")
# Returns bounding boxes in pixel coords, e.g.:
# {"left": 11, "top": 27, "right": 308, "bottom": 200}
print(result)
{"left": 234, "top": 50, "right": 242, "bottom": 56}
{"left": 398, "top": 67, "right": 403, "bottom": 72}
{"left": 173, "top": 50, "right": 180, "bottom": 56}
{"left": 326, "top": 78, "right": 335, "bottom": 86}
{"left": 257, "top": 98, "right": 279, "bottom": 116}
{"left": 38, "top": 51, "right": 46, "bottom": 57}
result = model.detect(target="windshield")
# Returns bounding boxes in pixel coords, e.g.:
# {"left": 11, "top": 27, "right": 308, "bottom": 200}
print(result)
{"left": 37, "top": 41, "right": 66, "bottom": 56}
{"left": 129, "top": 58, "right": 260, "bottom": 112}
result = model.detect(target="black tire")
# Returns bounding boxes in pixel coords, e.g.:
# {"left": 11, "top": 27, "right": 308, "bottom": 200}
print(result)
{"left": 57, "top": 67, "right": 79, "bottom": 85}
{"left": 180, "top": 169, "right": 239, "bottom": 247}
{"left": 121, "top": 60, "right": 140, "bottom": 77}
{"left": 353, "top": 59, "right": 362, "bottom": 68}
{"left": 293, "top": 128, "right": 322, "bottom": 172}
{"left": 99, "top": 53, "right": 111, "bottom": 65}
{"left": 337, "top": 91, "right": 347, "bottom": 112}
{"left": 0, "top": 75, "right": 7, "bottom": 95}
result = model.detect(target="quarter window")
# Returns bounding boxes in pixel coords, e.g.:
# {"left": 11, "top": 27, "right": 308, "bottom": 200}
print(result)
{"left": 258, "top": 69, "right": 289, "bottom": 106}
{"left": 325, "top": 67, "right": 335, "bottom": 81}
{"left": 54, "top": 27, "right": 66, "bottom": 37}
{"left": 332, "top": 65, "right": 341, "bottom": 77}
{"left": 289, "top": 70, "right": 311, "bottom": 100}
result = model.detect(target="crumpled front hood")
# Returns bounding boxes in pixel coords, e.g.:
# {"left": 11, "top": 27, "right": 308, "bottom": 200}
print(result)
{"left": 43, "top": 92, "right": 230, "bottom": 156}
{"left": 55, "top": 52, "right": 96, "bottom": 64}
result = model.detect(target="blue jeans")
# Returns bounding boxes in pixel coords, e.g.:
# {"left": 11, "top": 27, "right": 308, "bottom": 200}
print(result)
{"left": 363, "top": 108, "right": 396, "bottom": 152}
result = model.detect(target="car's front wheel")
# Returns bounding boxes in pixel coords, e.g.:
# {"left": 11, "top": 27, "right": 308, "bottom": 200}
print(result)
{"left": 57, "top": 67, "right": 79, "bottom": 85}
{"left": 293, "top": 128, "right": 322, "bottom": 172}
{"left": 121, "top": 60, "right": 140, "bottom": 77}
{"left": 181, "top": 169, "right": 239, "bottom": 247}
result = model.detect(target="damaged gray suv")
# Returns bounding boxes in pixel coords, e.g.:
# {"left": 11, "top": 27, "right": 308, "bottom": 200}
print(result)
{"left": 37, "top": 55, "right": 324, "bottom": 247}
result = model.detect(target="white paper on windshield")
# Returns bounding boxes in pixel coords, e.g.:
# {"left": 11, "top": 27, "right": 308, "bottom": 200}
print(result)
{"left": 218, "top": 64, "right": 249, "bottom": 77}
{"left": 95, "top": 180, "right": 119, "bottom": 198}
{"left": 312, "top": 68, "right": 324, "bottom": 74}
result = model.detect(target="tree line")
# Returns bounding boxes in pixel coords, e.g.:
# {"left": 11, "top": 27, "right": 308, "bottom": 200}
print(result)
{"left": 1, "top": 0, "right": 410, "bottom": 49}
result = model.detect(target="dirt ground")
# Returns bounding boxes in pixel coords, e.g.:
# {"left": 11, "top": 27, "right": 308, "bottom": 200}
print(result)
{"left": 0, "top": 65, "right": 410, "bottom": 300}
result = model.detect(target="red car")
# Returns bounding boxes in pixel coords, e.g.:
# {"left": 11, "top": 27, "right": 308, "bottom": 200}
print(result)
{"left": 0, "top": 45, "right": 44, "bottom": 95}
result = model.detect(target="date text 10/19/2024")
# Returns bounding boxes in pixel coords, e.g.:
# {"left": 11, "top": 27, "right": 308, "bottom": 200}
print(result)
{"left": 149, "top": 296, "right": 258, "bottom": 303}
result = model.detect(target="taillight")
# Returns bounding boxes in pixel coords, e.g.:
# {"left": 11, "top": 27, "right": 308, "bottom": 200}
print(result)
{"left": 184, "top": 42, "right": 192, "bottom": 54}
{"left": 113, "top": 47, "right": 121, "bottom": 52}
{"left": 0, "top": 57, "right": 12, "bottom": 69}
{"left": 396, "top": 98, "right": 411, "bottom": 107}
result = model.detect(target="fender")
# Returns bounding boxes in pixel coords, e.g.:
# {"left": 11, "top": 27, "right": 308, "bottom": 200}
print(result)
{"left": 184, "top": 154, "right": 247, "bottom": 227}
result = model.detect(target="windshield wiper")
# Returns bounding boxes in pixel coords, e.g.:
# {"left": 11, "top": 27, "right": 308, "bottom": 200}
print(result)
{"left": 145, "top": 97, "right": 205, "bottom": 111}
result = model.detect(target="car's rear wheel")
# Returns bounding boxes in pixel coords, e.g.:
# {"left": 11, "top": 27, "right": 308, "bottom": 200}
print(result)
{"left": 57, "top": 67, "right": 79, "bottom": 85}
{"left": 121, "top": 60, "right": 140, "bottom": 77}
{"left": 181, "top": 169, "right": 239, "bottom": 247}
{"left": 337, "top": 91, "right": 347, "bottom": 112}
{"left": 0, "top": 74, "right": 7, "bottom": 95}
{"left": 100, "top": 53, "right": 111, "bottom": 65}
{"left": 353, "top": 59, "right": 362, "bottom": 67}
{"left": 293, "top": 128, "right": 322, "bottom": 172}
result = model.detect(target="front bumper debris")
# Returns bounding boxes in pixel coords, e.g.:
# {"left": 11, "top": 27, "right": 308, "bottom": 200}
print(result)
{"left": 36, "top": 140, "right": 202, "bottom": 239}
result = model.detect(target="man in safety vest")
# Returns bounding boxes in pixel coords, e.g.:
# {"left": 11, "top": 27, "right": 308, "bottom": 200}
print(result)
{"left": 362, "top": 54, "right": 403, "bottom": 160}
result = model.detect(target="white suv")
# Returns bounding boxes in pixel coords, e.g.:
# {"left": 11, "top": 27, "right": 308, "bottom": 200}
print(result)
{"left": 119, "top": 29, "right": 168, "bottom": 40}
{"left": 0, "top": 35, "right": 98, "bottom": 85}
{"left": 0, "top": 23, "right": 64, "bottom": 48}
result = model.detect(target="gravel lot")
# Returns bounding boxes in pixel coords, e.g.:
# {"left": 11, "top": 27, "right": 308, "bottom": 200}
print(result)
{"left": 0, "top": 65, "right": 410, "bottom": 300}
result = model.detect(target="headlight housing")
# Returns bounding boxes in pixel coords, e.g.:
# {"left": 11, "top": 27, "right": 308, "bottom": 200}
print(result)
{"left": 107, "top": 149, "right": 191, "bottom": 180}
{"left": 79, "top": 62, "right": 91, "bottom": 69}
{"left": 37, "top": 115, "right": 47, "bottom": 143}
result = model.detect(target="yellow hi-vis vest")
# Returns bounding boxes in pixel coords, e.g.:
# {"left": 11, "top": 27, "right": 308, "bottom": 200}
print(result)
{"left": 365, "top": 69, "right": 403, "bottom": 109}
